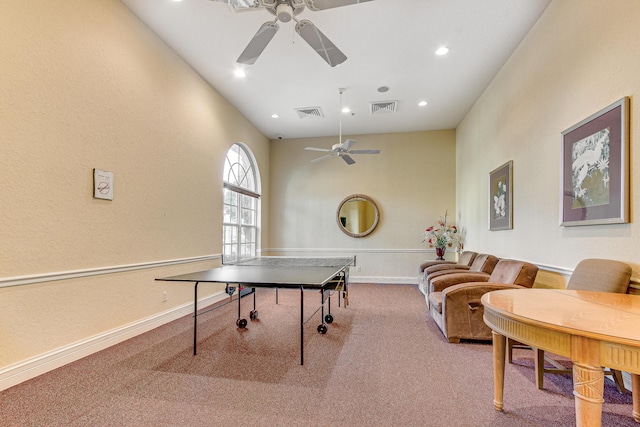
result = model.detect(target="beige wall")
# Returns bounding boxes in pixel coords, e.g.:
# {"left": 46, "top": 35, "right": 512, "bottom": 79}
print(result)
{"left": 0, "top": 0, "right": 269, "bottom": 372}
{"left": 268, "top": 130, "right": 457, "bottom": 281}
{"left": 456, "top": 0, "right": 640, "bottom": 285}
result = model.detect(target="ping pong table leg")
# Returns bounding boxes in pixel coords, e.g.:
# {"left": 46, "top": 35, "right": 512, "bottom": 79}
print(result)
{"left": 300, "top": 286, "right": 304, "bottom": 365}
{"left": 193, "top": 282, "right": 199, "bottom": 355}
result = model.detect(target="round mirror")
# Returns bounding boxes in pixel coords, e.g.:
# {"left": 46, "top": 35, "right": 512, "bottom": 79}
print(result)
{"left": 336, "top": 194, "right": 379, "bottom": 238}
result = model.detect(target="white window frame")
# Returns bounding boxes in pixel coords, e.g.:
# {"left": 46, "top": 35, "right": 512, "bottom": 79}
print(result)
{"left": 222, "top": 143, "right": 260, "bottom": 262}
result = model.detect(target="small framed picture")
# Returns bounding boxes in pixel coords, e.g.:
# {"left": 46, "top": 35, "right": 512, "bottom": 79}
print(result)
{"left": 93, "top": 169, "right": 114, "bottom": 200}
{"left": 489, "top": 160, "right": 513, "bottom": 231}
{"left": 560, "top": 97, "right": 629, "bottom": 226}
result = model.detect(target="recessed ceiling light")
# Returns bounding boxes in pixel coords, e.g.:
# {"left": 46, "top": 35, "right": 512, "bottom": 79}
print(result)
{"left": 341, "top": 107, "right": 351, "bottom": 113}
{"left": 418, "top": 100, "right": 428, "bottom": 107}
{"left": 234, "top": 68, "right": 246, "bottom": 78}
{"left": 377, "top": 86, "right": 389, "bottom": 93}
{"left": 435, "top": 47, "right": 449, "bottom": 56}
{"left": 271, "top": 113, "right": 279, "bottom": 119}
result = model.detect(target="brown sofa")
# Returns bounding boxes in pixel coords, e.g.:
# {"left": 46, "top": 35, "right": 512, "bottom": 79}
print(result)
{"left": 425, "top": 254, "right": 500, "bottom": 302}
{"left": 418, "top": 251, "right": 477, "bottom": 276}
{"left": 417, "top": 251, "right": 477, "bottom": 295}
{"left": 428, "top": 259, "right": 538, "bottom": 343}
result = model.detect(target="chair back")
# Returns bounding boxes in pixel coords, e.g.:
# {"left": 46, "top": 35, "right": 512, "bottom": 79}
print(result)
{"left": 567, "top": 258, "right": 631, "bottom": 293}
{"left": 469, "top": 254, "right": 499, "bottom": 274}
{"left": 488, "top": 259, "right": 539, "bottom": 288}
{"left": 458, "top": 251, "right": 478, "bottom": 267}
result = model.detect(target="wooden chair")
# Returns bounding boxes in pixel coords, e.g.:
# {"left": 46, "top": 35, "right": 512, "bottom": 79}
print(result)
{"left": 507, "top": 258, "right": 632, "bottom": 391}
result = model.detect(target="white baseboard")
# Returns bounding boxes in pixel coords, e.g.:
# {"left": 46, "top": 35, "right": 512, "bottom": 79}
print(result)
{"left": 0, "top": 291, "right": 227, "bottom": 392}
{"left": 350, "top": 276, "right": 417, "bottom": 285}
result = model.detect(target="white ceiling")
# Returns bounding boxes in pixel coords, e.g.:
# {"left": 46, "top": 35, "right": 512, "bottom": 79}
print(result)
{"left": 120, "top": 0, "right": 551, "bottom": 140}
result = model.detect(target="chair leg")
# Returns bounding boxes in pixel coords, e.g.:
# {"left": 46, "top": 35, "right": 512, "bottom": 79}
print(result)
{"left": 535, "top": 348, "right": 545, "bottom": 390}
{"left": 610, "top": 369, "right": 627, "bottom": 394}
{"left": 507, "top": 339, "right": 514, "bottom": 364}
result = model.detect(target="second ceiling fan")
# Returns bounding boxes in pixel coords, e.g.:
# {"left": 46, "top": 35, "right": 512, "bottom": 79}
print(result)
{"left": 305, "top": 88, "right": 381, "bottom": 165}
{"left": 211, "top": 0, "right": 374, "bottom": 67}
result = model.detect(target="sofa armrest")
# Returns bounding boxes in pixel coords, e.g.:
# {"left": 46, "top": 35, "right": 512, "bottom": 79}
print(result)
{"left": 442, "top": 282, "right": 526, "bottom": 306}
{"left": 425, "top": 264, "right": 471, "bottom": 275}
{"left": 429, "top": 273, "right": 490, "bottom": 293}
{"left": 438, "top": 282, "right": 526, "bottom": 341}
{"left": 419, "top": 260, "right": 455, "bottom": 273}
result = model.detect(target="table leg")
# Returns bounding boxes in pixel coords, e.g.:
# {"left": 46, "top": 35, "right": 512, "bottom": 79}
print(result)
{"left": 632, "top": 374, "right": 640, "bottom": 423}
{"left": 492, "top": 330, "right": 506, "bottom": 411}
{"left": 193, "top": 282, "right": 199, "bottom": 355}
{"left": 300, "top": 286, "right": 304, "bottom": 365}
{"left": 572, "top": 362, "right": 604, "bottom": 427}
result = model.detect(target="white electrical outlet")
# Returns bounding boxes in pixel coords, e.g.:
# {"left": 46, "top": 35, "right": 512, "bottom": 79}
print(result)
{"left": 162, "top": 291, "right": 167, "bottom": 302}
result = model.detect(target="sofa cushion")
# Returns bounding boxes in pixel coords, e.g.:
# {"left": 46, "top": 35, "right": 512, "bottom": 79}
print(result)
{"left": 487, "top": 259, "right": 538, "bottom": 288}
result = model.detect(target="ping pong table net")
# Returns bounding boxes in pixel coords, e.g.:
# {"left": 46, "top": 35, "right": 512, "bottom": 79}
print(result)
{"left": 222, "top": 255, "right": 356, "bottom": 269}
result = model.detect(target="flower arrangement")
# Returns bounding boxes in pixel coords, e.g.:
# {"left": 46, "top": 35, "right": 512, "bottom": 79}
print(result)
{"left": 423, "top": 211, "right": 461, "bottom": 251}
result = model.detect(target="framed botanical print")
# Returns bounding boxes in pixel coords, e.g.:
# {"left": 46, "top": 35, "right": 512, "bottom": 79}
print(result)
{"left": 560, "top": 97, "right": 629, "bottom": 226}
{"left": 489, "top": 160, "right": 513, "bottom": 231}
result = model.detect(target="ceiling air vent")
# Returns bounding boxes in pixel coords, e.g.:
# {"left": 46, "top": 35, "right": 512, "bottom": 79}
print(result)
{"left": 370, "top": 101, "right": 398, "bottom": 114}
{"left": 295, "top": 107, "right": 324, "bottom": 119}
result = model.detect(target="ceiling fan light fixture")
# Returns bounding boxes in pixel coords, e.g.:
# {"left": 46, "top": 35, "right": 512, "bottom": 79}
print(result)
{"left": 275, "top": 3, "right": 293, "bottom": 22}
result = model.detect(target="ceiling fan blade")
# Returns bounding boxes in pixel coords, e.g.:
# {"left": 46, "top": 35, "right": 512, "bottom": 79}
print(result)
{"left": 237, "top": 21, "right": 279, "bottom": 65}
{"left": 341, "top": 154, "right": 356, "bottom": 165}
{"left": 349, "top": 149, "right": 380, "bottom": 154}
{"left": 341, "top": 138, "right": 356, "bottom": 150}
{"left": 305, "top": 147, "right": 334, "bottom": 152}
{"left": 311, "top": 154, "right": 336, "bottom": 163}
{"left": 305, "top": 0, "right": 374, "bottom": 11}
{"left": 294, "top": 20, "right": 347, "bottom": 67}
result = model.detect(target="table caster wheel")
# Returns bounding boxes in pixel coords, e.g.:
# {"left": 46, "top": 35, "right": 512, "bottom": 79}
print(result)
{"left": 236, "top": 318, "right": 248, "bottom": 329}
{"left": 324, "top": 314, "right": 334, "bottom": 324}
{"left": 250, "top": 310, "right": 258, "bottom": 320}
{"left": 317, "top": 323, "right": 328, "bottom": 334}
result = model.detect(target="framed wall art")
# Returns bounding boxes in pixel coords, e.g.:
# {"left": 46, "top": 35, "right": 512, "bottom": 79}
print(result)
{"left": 560, "top": 97, "right": 629, "bottom": 226}
{"left": 93, "top": 168, "right": 114, "bottom": 201}
{"left": 489, "top": 160, "right": 513, "bottom": 231}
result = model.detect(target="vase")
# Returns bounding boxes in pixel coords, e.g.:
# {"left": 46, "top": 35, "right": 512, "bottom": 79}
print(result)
{"left": 435, "top": 247, "right": 445, "bottom": 260}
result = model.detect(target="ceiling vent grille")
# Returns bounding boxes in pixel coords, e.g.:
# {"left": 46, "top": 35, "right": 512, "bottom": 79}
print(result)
{"left": 295, "top": 107, "right": 324, "bottom": 119}
{"left": 370, "top": 101, "right": 398, "bottom": 114}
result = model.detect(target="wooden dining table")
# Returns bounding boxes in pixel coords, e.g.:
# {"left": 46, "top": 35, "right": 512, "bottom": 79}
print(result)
{"left": 482, "top": 288, "right": 640, "bottom": 427}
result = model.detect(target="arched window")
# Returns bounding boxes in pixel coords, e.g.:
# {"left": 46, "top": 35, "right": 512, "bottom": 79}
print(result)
{"left": 223, "top": 143, "right": 260, "bottom": 262}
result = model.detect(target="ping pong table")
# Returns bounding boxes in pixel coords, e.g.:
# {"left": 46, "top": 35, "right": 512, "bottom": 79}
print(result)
{"left": 156, "top": 256, "right": 355, "bottom": 365}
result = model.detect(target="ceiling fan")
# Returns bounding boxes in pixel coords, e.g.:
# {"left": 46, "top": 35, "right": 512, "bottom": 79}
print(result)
{"left": 210, "top": 0, "right": 374, "bottom": 67}
{"left": 305, "top": 89, "right": 380, "bottom": 165}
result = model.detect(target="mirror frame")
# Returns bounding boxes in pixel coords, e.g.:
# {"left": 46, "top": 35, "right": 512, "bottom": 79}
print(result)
{"left": 336, "top": 194, "right": 380, "bottom": 238}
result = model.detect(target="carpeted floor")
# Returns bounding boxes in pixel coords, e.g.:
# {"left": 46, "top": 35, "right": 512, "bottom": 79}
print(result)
{"left": 0, "top": 283, "right": 635, "bottom": 426}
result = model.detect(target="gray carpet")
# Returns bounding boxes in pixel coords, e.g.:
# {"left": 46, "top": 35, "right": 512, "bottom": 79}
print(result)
{"left": 0, "top": 283, "right": 635, "bottom": 426}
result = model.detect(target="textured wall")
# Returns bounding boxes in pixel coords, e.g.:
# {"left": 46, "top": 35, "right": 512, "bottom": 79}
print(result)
{"left": 456, "top": 0, "right": 640, "bottom": 279}
{"left": 268, "top": 130, "right": 457, "bottom": 279}
{"left": 0, "top": 0, "right": 269, "bottom": 368}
